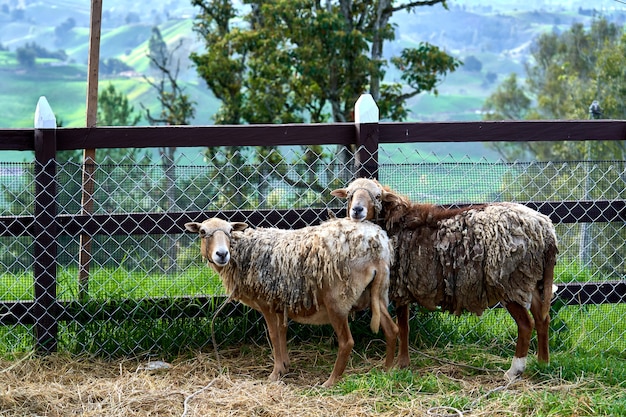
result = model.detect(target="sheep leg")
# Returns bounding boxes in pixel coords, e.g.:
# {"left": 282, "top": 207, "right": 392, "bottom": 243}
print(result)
{"left": 260, "top": 310, "right": 289, "bottom": 382}
{"left": 530, "top": 290, "right": 550, "bottom": 363}
{"left": 322, "top": 313, "right": 354, "bottom": 387}
{"left": 504, "top": 302, "right": 534, "bottom": 380}
{"left": 379, "top": 299, "right": 399, "bottom": 370}
{"left": 533, "top": 248, "right": 556, "bottom": 364}
{"left": 396, "top": 304, "right": 411, "bottom": 368}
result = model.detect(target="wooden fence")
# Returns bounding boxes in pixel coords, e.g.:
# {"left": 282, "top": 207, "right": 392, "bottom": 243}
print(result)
{"left": 1, "top": 95, "right": 625, "bottom": 353}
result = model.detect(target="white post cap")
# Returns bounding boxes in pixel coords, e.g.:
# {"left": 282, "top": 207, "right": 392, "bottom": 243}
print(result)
{"left": 34, "top": 96, "right": 57, "bottom": 128}
{"left": 354, "top": 93, "right": 379, "bottom": 124}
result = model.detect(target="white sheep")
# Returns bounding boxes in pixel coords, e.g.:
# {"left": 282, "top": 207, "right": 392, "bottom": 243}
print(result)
{"left": 331, "top": 178, "right": 558, "bottom": 380}
{"left": 185, "top": 217, "right": 399, "bottom": 387}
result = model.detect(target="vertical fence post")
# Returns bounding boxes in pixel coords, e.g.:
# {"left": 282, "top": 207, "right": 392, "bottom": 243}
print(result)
{"left": 354, "top": 93, "right": 380, "bottom": 179}
{"left": 79, "top": 0, "right": 103, "bottom": 300}
{"left": 33, "top": 96, "right": 58, "bottom": 353}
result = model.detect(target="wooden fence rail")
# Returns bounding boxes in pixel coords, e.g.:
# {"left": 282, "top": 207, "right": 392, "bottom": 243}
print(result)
{"left": 1, "top": 95, "right": 625, "bottom": 353}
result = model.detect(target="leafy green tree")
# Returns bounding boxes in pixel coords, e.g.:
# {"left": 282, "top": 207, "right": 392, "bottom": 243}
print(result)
{"left": 483, "top": 73, "right": 530, "bottom": 120}
{"left": 97, "top": 83, "right": 142, "bottom": 127}
{"left": 191, "top": 0, "right": 460, "bottom": 124}
{"left": 189, "top": 0, "right": 460, "bottom": 209}
{"left": 483, "top": 18, "right": 626, "bottom": 275}
{"left": 483, "top": 18, "right": 625, "bottom": 162}
{"left": 96, "top": 83, "right": 150, "bottom": 217}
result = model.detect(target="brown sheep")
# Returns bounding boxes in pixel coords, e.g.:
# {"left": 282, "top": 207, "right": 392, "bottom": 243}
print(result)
{"left": 331, "top": 178, "right": 558, "bottom": 380}
{"left": 185, "top": 217, "right": 399, "bottom": 387}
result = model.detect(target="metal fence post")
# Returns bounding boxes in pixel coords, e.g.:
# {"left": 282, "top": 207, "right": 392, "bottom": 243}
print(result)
{"left": 354, "top": 93, "right": 380, "bottom": 179}
{"left": 33, "top": 96, "right": 59, "bottom": 353}
{"left": 579, "top": 100, "right": 601, "bottom": 268}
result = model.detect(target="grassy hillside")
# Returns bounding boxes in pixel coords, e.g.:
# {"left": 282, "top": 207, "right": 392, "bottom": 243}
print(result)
{"left": 0, "top": 55, "right": 88, "bottom": 127}
{"left": 0, "top": 0, "right": 214, "bottom": 128}
{"left": 0, "top": 15, "right": 217, "bottom": 129}
{"left": 0, "top": 54, "right": 218, "bottom": 129}
{"left": 1, "top": 0, "right": 623, "bottom": 160}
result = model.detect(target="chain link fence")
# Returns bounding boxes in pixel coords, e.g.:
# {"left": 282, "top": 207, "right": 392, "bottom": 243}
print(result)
{"left": 1, "top": 144, "right": 625, "bottom": 359}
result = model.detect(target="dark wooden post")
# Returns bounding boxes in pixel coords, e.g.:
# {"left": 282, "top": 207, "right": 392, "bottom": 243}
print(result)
{"left": 354, "top": 94, "right": 380, "bottom": 179}
{"left": 33, "top": 97, "right": 59, "bottom": 353}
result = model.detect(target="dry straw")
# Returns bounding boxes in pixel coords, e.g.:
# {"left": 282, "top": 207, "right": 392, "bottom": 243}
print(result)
{"left": 0, "top": 346, "right": 579, "bottom": 417}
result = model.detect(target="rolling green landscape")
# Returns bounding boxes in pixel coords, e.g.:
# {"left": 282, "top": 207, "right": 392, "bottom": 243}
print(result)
{"left": 1, "top": 0, "right": 625, "bottom": 167}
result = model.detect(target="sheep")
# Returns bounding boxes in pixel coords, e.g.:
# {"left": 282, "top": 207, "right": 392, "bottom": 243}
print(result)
{"left": 184, "top": 217, "right": 399, "bottom": 387}
{"left": 331, "top": 178, "right": 559, "bottom": 380}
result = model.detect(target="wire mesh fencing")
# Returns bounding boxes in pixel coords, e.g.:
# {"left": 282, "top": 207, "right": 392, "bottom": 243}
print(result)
{"left": 1, "top": 144, "right": 625, "bottom": 360}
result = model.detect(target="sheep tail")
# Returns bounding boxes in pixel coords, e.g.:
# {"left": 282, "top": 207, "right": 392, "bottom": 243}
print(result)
{"left": 369, "top": 269, "right": 382, "bottom": 334}
{"left": 540, "top": 243, "right": 559, "bottom": 319}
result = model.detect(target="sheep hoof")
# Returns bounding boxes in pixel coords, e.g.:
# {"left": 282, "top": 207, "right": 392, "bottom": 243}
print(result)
{"left": 321, "top": 377, "right": 337, "bottom": 388}
{"left": 397, "top": 356, "right": 410, "bottom": 369}
{"left": 504, "top": 356, "right": 527, "bottom": 381}
{"left": 268, "top": 370, "right": 282, "bottom": 382}
{"left": 504, "top": 369, "right": 522, "bottom": 381}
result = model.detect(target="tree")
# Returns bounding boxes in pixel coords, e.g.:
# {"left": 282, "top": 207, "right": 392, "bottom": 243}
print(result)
{"left": 190, "top": 0, "right": 460, "bottom": 124}
{"left": 16, "top": 46, "right": 36, "bottom": 69}
{"left": 189, "top": 0, "right": 460, "bottom": 209}
{"left": 482, "top": 73, "right": 530, "bottom": 120}
{"left": 147, "top": 26, "right": 168, "bottom": 73}
{"left": 142, "top": 28, "right": 196, "bottom": 272}
{"left": 54, "top": 17, "right": 76, "bottom": 41}
{"left": 100, "top": 58, "right": 133, "bottom": 75}
{"left": 483, "top": 18, "right": 625, "bottom": 162}
{"left": 144, "top": 28, "right": 195, "bottom": 126}
{"left": 97, "top": 83, "right": 141, "bottom": 127}
{"left": 462, "top": 55, "right": 482, "bottom": 72}
{"left": 483, "top": 18, "right": 626, "bottom": 275}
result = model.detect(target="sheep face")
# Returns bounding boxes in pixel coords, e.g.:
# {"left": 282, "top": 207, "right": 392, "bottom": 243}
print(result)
{"left": 331, "top": 178, "right": 386, "bottom": 221}
{"left": 184, "top": 218, "right": 248, "bottom": 267}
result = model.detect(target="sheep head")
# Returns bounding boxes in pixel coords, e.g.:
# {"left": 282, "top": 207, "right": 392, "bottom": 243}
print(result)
{"left": 331, "top": 178, "right": 399, "bottom": 222}
{"left": 184, "top": 218, "right": 248, "bottom": 267}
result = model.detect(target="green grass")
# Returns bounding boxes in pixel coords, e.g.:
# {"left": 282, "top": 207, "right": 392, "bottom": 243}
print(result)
{"left": 0, "top": 266, "right": 225, "bottom": 302}
{"left": 0, "top": 63, "right": 88, "bottom": 128}
{"left": 1, "top": 260, "right": 625, "bottom": 392}
{"left": 404, "top": 301, "right": 626, "bottom": 359}
{"left": 119, "top": 20, "right": 194, "bottom": 74}
{"left": 321, "top": 343, "right": 626, "bottom": 416}
{"left": 2, "top": 262, "right": 625, "bottom": 358}
{"left": 380, "top": 162, "right": 508, "bottom": 203}
{"left": 2, "top": 282, "right": 626, "bottom": 415}
{"left": 408, "top": 92, "right": 485, "bottom": 122}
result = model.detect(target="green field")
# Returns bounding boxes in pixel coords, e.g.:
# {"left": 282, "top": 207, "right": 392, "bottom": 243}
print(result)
{"left": 0, "top": 17, "right": 219, "bottom": 129}
{"left": 0, "top": 62, "right": 219, "bottom": 129}
{"left": 0, "top": 266, "right": 224, "bottom": 302}
{"left": 1, "top": 259, "right": 624, "bottom": 358}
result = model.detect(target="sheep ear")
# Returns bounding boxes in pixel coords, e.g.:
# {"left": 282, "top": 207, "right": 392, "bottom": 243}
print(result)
{"left": 185, "top": 222, "right": 202, "bottom": 233}
{"left": 381, "top": 189, "right": 398, "bottom": 203}
{"left": 330, "top": 188, "right": 348, "bottom": 199}
{"left": 231, "top": 222, "right": 248, "bottom": 231}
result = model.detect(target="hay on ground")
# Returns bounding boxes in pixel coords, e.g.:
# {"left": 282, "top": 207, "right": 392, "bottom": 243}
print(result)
{"left": 0, "top": 345, "right": 582, "bottom": 417}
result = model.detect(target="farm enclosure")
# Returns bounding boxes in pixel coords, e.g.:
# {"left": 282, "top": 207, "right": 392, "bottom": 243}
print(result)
{"left": 0, "top": 97, "right": 625, "bottom": 362}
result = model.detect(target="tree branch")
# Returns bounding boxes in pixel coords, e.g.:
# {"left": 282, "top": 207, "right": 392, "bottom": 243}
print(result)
{"left": 389, "top": 0, "right": 447, "bottom": 13}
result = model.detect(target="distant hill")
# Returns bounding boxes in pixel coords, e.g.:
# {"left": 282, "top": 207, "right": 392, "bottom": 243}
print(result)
{"left": 0, "top": 0, "right": 215, "bottom": 128}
